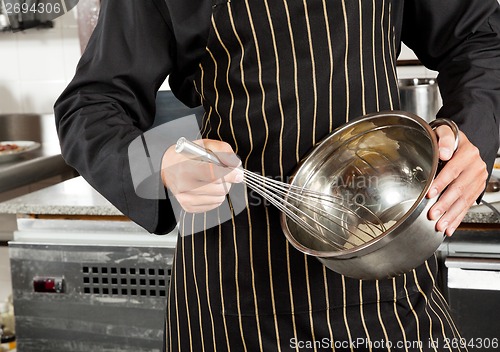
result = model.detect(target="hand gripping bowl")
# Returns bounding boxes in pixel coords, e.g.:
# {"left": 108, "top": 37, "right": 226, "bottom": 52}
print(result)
{"left": 280, "top": 111, "right": 459, "bottom": 280}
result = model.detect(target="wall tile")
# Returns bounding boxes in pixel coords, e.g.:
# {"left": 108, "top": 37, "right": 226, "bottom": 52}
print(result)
{"left": 59, "top": 10, "right": 79, "bottom": 29}
{"left": 19, "top": 80, "right": 68, "bottom": 113}
{"left": 159, "top": 80, "right": 171, "bottom": 91}
{"left": 0, "top": 13, "right": 81, "bottom": 114}
{"left": 396, "top": 66, "right": 429, "bottom": 79}
{"left": 0, "top": 35, "right": 20, "bottom": 81}
{"left": 17, "top": 29, "right": 66, "bottom": 81}
{"left": 0, "top": 80, "right": 22, "bottom": 114}
{"left": 423, "top": 68, "right": 438, "bottom": 79}
{"left": 398, "top": 43, "right": 418, "bottom": 61}
{"left": 62, "top": 27, "right": 81, "bottom": 81}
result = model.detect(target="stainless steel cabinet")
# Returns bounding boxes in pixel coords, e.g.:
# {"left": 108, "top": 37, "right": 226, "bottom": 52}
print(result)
{"left": 9, "top": 218, "right": 177, "bottom": 352}
{"left": 438, "top": 227, "right": 500, "bottom": 351}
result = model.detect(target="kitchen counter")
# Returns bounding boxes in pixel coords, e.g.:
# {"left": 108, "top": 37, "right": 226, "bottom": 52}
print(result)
{"left": 462, "top": 207, "right": 500, "bottom": 224}
{"left": 0, "top": 176, "right": 179, "bottom": 246}
{"left": 0, "top": 176, "right": 122, "bottom": 217}
{"left": 462, "top": 189, "right": 500, "bottom": 224}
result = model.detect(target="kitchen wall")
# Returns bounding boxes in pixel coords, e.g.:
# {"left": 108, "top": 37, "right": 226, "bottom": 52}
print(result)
{"left": 397, "top": 44, "right": 438, "bottom": 79}
{"left": 0, "top": 11, "right": 80, "bottom": 114}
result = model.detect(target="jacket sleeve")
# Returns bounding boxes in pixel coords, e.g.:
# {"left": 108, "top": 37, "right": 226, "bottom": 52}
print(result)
{"left": 401, "top": 0, "right": 500, "bottom": 180}
{"left": 54, "top": 0, "right": 177, "bottom": 234}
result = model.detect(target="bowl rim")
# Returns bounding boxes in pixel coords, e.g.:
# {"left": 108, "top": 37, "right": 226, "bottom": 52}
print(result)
{"left": 280, "top": 110, "right": 440, "bottom": 259}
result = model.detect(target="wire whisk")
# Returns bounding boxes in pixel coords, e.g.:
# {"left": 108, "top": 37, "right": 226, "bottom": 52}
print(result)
{"left": 175, "top": 138, "right": 388, "bottom": 250}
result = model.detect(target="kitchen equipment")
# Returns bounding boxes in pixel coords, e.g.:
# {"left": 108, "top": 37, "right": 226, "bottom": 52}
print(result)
{"left": 175, "top": 138, "right": 388, "bottom": 250}
{"left": 177, "top": 111, "right": 459, "bottom": 279}
{"left": 398, "top": 78, "right": 442, "bottom": 122}
{"left": 9, "top": 217, "right": 177, "bottom": 352}
{"left": 486, "top": 176, "right": 500, "bottom": 192}
{"left": 438, "top": 228, "right": 500, "bottom": 350}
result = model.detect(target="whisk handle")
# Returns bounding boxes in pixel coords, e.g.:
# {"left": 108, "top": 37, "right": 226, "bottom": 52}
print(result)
{"left": 175, "top": 137, "right": 225, "bottom": 167}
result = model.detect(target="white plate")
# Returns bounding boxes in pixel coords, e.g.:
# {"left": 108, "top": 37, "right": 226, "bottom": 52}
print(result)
{"left": 0, "top": 140, "right": 41, "bottom": 163}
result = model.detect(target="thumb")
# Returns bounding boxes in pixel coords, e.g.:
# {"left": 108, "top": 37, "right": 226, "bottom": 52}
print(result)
{"left": 434, "top": 125, "right": 455, "bottom": 161}
{"left": 216, "top": 150, "right": 242, "bottom": 168}
{"left": 215, "top": 149, "right": 243, "bottom": 183}
{"left": 217, "top": 153, "right": 244, "bottom": 183}
{"left": 200, "top": 139, "right": 241, "bottom": 167}
{"left": 224, "top": 166, "right": 245, "bottom": 184}
{"left": 199, "top": 139, "right": 244, "bottom": 182}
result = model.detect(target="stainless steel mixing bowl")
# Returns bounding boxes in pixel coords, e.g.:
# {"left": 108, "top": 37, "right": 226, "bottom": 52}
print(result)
{"left": 280, "top": 111, "right": 458, "bottom": 280}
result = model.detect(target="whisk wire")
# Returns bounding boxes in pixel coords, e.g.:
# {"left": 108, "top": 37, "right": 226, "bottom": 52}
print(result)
{"left": 243, "top": 170, "right": 384, "bottom": 244}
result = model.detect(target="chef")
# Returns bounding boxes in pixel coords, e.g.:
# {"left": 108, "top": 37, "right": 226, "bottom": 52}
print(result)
{"left": 55, "top": 0, "right": 500, "bottom": 351}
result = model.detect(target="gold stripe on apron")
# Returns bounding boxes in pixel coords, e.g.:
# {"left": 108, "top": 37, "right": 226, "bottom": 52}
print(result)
{"left": 392, "top": 277, "right": 409, "bottom": 352}
{"left": 359, "top": 281, "right": 373, "bottom": 352}
{"left": 212, "top": 18, "right": 239, "bottom": 153}
{"left": 203, "top": 214, "right": 218, "bottom": 351}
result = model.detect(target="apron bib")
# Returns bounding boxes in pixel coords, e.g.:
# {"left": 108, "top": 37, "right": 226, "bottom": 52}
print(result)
{"left": 166, "top": 1, "right": 464, "bottom": 351}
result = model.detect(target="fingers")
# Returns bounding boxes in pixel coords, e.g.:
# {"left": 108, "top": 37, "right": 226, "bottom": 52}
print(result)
{"left": 175, "top": 192, "right": 229, "bottom": 213}
{"left": 170, "top": 175, "right": 235, "bottom": 213}
{"left": 427, "top": 132, "right": 485, "bottom": 198}
{"left": 161, "top": 139, "right": 243, "bottom": 213}
{"left": 427, "top": 131, "right": 488, "bottom": 236}
{"left": 174, "top": 162, "right": 241, "bottom": 188}
{"left": 431, "top": 180, "right": 483, "bottom": 236}
{"left": 433, "top": 125, "right": 456, "bottom": 161}
{"left": 223, "top": 166, "right": 244, "bottom": 184}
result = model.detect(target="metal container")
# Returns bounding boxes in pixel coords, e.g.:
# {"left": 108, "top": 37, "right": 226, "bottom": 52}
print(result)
{"left": 281, "top": 111, "right": 458, "bottom": 280}
{"left": 398, "top": 78, "right": 442, "bottom": 122}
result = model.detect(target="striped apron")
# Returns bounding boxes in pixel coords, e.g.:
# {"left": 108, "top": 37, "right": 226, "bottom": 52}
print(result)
{"left": 166, "top": 0, "right": 466, "bottom": 351}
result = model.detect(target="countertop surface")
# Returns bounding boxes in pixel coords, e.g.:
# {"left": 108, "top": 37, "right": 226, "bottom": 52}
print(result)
{"left": 1, "top": 176, "right": 500, "bottom": 225}
{"left": 0, "top": 176, "right": 123, "bottom": 217}
{"left": 462, "top": 201, "right": 500, "bottom": 224}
